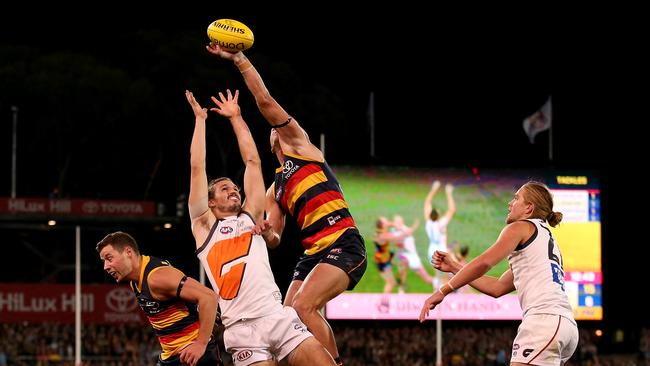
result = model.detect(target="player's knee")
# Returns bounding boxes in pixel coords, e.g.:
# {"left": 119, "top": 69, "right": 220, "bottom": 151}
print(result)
{"left": 292, "top": 297, "right": 317, "bottom": 316}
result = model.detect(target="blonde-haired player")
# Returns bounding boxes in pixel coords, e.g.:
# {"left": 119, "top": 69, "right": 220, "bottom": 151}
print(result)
{"left": 420, "top": 181, "right": 578, "bottom": 365}
{"left": 185, "top": 89, "right": 335, "bottom": 366}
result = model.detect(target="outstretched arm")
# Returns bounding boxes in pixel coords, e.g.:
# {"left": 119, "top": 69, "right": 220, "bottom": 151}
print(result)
{"left": 420, "top": 221, "right": 531, "bottom": 322}
{"left": 148, "top": 267, "right": 218, "bottom": 366}
{"left": 185, "top": 91, "right": 215, "bottom": 246}
{"left": 444, "top": 183, "right": 456, "bottom": 222}
{"left": 423, "top": 180, "right": 441, "bottom": 220}
{"left": 431, "top": 251, "right": 514, "bottom": 297}
{"left": 206, "top": 45, "right": 320, "bottom": 158}
{"left": 210, "top": 89, "right": 266, "bottom": 222}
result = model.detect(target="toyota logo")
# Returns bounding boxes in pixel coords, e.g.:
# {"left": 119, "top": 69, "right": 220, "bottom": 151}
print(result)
{"left": 282, "top": 160, "right": 294, "bottom": 174}
{"left": 82, "top": 201, "right": 100, "bottom": 214}
{"left": 106, "top": 288, "right": 137, "bottom": 312}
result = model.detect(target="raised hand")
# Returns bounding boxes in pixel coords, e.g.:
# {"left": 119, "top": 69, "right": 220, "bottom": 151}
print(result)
{"left": 445, "top": 183, "right": 454, "bottom": 194}
{"left": 185, "top": 90, "right": 208, "bottom": 120}
{"left": 210, "top": 89, "right": 241, "bottom": 119}
{"left": 206, "top": 43, "right": 238, "bottom": 61}
{"left": 431, "top": 180, "right": 441, "bottom": 191}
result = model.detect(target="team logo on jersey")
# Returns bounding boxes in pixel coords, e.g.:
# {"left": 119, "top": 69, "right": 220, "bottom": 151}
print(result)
{"left": 220, "top": 226, "right": 234, "bottom": 234}
{"left": 137, "top": 298, "right": 161, "bottom": 314}
{"left": 282, "top": 160, "right": 300, "bottom": 178}
{"left": 329, "top": 248, "right": 342, "bottom": 254}
{"left": 235, "top": 350, "right": 253, "bottom": 361}
{"left": 282, "top": 160, "right": 294, "bottom": 174}
{"left": 512, "top": 344, "right": 520, "bottom": 350}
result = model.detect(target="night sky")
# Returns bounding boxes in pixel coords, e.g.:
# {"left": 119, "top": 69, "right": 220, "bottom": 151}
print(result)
{"left": 0, "top": 10, "right": 642, "bottom": 326}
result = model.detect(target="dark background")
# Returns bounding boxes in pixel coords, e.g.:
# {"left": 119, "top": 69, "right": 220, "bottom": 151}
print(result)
{"left": 0, "top": 9, "right": 643, "bottom": 332}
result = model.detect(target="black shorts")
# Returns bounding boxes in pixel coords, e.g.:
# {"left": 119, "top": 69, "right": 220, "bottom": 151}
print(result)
{"left": 292, "top": 228, "right": 367, "bottom": 290}
{"left": 157, "top": 337, "right": 222, "bottom": 366}
{"left": 375, "top": 252, "right": 395, "bottom": 272}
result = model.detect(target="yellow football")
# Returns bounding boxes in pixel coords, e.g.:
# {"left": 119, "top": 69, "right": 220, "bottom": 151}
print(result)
{"left": 207, "top": 19, "right": 254, "bottom": 53}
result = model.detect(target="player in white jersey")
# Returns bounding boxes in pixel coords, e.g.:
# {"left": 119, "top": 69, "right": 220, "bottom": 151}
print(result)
{"left": 392, "top": 215, "right": 433, "bottom": 292}
{"left": 420, "top": 181, "right": 578, "bottom": 366}
{"left": 185, "top": 89, "right": 335, "bottom": 366}
{"left": 423, "top": 180, "right": 456, "bottom": 289}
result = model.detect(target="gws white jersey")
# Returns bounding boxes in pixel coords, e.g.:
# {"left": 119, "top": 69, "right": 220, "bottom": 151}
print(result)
{"left": 197, "top": 212, "right": 283, "bottom": 327}
{"left": 508, "top": 219, "right": 574, "bottom": 321}
{"left": 425, "top": 216, "right": 449, "bottom": 259}
{"left": 395, "top": 229, "right": 423, "bottom": 270}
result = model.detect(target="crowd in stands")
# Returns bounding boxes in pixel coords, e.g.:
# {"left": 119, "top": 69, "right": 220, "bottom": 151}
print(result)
{"left": 0, "top": 322, "right": 647, "bottom": 365}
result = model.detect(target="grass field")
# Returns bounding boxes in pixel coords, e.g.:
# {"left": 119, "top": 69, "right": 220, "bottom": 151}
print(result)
{"left": 333, "top": 166, "right": 531, "bottom": 294}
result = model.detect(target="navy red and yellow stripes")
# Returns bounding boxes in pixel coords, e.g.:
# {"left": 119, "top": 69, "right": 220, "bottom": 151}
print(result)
{"left": 274, "top": 153, "right": 356, "bottom": 255}
{"left": 131, "top": 256, "right": 201, "bottom": 360}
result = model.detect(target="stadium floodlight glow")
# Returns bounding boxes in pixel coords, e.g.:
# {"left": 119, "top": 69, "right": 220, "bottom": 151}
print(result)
{"left": 163, "top": 223, "right": 172, "bottom": 229}
{"left": 595, "top": 330, "right": 603, "bottom": 337}
{"left": 47, "top": 220, "right": 56, "bottom": 226}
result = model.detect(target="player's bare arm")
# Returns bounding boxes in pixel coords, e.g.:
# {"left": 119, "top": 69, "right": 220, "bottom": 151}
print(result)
{"left": 147, "top": 267, "right": 218, "bottom": 366}
{"left": 186, "top": 90, "right": 216, "bottom": 246}
{"left": 210, "top": 89, "right": 265, "bottom": 222}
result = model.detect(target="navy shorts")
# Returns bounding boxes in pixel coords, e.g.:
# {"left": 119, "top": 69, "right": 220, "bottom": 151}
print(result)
{"left": 292, "top": 228, "right": 367, "bottom": 290}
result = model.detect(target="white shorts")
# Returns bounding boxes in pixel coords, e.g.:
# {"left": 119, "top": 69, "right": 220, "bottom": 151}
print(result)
{"left": 399, "top": 251, "right": 423, "bottom": 270}
{"left": 224, "top": 306, "right": 313, "bottom": 366}
{"left": 511, "top": 314, "right": 578, "bottom": 365}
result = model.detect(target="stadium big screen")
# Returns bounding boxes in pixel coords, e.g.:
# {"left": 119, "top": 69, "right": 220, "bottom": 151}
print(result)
{"left": 325, "top": 167, "right": 601, "bottom": 321}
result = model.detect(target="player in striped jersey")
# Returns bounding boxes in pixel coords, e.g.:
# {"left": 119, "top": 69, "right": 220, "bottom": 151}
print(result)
{"left": 420, "top": 181, "right": 578, "bottom": 365}
{"left": 97, "top": 231, "right": 220, "bottom": 366}
{"left": 206, "top": 44, "right": 367, "bottom": 366}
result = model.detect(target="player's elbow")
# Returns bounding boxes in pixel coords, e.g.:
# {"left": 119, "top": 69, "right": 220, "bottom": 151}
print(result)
{"left": 255, "top": 94, "right": 276, "bottom": 109}
{"left": 245, "top": 157, "right": 261, "bottom": 167}
{"left": 491, "top": 286, "right": 514, "bottom": 298}
{"left": 198, "top": 291, "right": 217, "bottom": 311}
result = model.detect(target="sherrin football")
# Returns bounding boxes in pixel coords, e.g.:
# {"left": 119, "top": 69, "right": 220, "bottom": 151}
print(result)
{"left": 207, "top": 19, "right": 254, "bottom": 53}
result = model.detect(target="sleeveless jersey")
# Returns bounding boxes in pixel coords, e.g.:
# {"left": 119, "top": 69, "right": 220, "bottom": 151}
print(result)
{"left": 508, "top": 219, "right": 574, "bottom": 320}
{"left": 425, "top": 217, "right": 449, "bottom": 249}
{"left": 373, "top": 237, "right": 393, "bottom": 265}
{"left": 273, "top": 153, "right": 357, "bottom": 255}
{"left": 395, "top": 228, "right": 417, "bottom": 256}
{"left": 196, "top": 212, "right": 283, "bottom": 327}
{"left": 130, "top": 256, "right": 200, "bottom": 360}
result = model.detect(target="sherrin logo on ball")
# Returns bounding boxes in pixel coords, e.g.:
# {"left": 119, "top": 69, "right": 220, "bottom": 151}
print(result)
{"left": 207, "top": 19, "right": 254, "bottom": 53}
